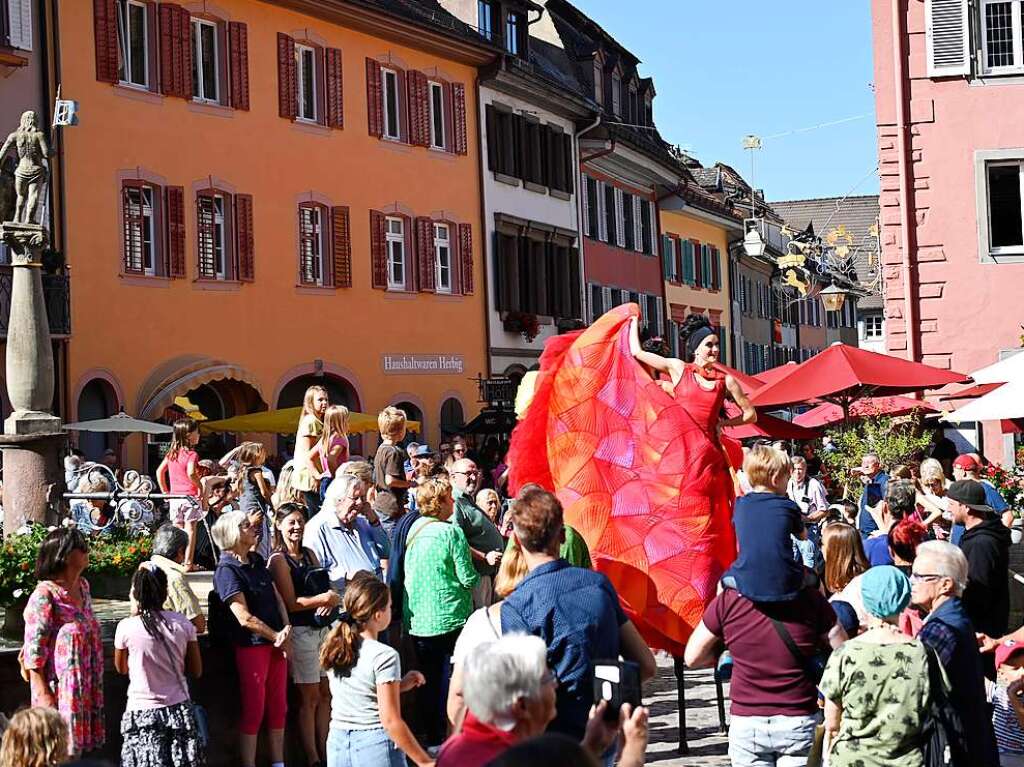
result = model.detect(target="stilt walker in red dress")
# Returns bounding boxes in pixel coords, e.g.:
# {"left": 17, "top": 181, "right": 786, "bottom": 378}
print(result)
{"left": 508, "top": 304, "right": 756, "bottom": 655}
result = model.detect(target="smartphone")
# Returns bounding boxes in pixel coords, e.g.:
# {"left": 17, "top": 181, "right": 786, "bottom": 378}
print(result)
{"left": 593, "top": 660, "right": 641, "bottom": 722}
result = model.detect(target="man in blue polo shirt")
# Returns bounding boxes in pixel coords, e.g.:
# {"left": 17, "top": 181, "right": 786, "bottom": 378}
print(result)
{"left": 500, "top": 487, "right": 656, "bottom": 739}
{"left": 856, "top": 452, "right": 888, "bottom": 539}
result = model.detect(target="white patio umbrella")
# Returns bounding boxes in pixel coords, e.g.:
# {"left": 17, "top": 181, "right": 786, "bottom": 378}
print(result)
{"left": 969, "top": 349, "right": 1024, "bottom": 384}
{"left": 64, "top": 411, "right": 173, "bottom": 434}
{"left": 944, "top": 377, "right": 1024, "bottom": 423}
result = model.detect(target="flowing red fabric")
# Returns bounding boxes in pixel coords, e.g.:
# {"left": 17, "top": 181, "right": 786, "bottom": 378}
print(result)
{"left": 508, "top": 304, "right": 738, "bottom": 655}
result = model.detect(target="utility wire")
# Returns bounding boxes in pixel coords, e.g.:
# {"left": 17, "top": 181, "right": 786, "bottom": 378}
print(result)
{"left": 762, "top": 114, "right": 870, "bottom": 141}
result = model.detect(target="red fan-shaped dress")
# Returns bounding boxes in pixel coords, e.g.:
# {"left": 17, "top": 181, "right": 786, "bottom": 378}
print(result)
{"left": 508, "top": 304, "right": 739, "bottom": 655}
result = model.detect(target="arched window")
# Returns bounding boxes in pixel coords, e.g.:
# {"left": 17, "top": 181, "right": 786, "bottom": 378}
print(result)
{"left": 76, "top": 378, "right": 120, "bottom": 460}
{"left": 439, "top": 398, "right": 465, "bottom": 438}
{"left": 394, "top": 400, "right": 423, "bottom": 443}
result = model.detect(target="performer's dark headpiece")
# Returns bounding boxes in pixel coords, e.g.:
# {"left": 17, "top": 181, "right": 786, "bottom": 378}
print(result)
{"left": 681, "top": 314, "right": 716, "bottom": 360}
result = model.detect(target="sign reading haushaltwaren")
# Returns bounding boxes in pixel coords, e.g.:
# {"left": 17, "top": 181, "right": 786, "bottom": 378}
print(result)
{"left": 381, "top": 354, "right": 465, "bottom": 375}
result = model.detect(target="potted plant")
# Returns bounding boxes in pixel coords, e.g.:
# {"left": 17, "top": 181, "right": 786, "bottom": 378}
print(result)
{"left": 503, "top": 311, "right": 541, "bottom": 342}
{"left": 0, "top": 523, "right": 48, "bottom": 637}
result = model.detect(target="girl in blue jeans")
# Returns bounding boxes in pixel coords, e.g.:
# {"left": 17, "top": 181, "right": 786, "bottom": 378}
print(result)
{"left": 320, "top": 571, "right": 430, "bottom": 767}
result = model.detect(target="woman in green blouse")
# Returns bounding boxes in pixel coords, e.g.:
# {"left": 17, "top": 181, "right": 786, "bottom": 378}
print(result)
{"left": 821, "top": 565, "right": 931, "bottom": 767}
{"left": 403, "top": 476, "right": 478, "bottom": 746}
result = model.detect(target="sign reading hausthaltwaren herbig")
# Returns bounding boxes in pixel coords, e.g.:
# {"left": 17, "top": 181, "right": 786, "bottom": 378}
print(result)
{"left": 381, "top": 354, "right": 465, "bottom": 375}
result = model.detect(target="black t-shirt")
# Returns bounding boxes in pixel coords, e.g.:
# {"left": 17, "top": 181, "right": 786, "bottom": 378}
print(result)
{"left": 374, "top": 443, "right": 408, "bottom": 515}
{"left": 213, "top": 551, "right": 284, "bottom": 646}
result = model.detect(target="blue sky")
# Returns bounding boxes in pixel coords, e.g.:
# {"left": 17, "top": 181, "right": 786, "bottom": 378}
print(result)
{"left": 573, "top": 0, "right": 880, "bottom": 202}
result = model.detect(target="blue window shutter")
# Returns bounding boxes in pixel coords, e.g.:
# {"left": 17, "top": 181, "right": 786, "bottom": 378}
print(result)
{"left": 682, "top": 240, "right": 694, "bottom": 285}
{"left": 661, "top": 235, "right": 674, "bottom": 280}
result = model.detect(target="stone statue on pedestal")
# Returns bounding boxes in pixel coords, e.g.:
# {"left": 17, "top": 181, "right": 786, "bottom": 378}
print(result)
{"left": 0, "top": 110, "right": 50, "bottom": 226}
{"left": 0, "top": 109, "right": 64, "bottom": 534}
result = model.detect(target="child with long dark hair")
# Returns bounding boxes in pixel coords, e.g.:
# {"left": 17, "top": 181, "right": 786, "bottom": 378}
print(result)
{"left": 157, "top": 418, "right": 203, "bottom": 568}
{"left": 114, "top": 563, "right": 204, "bottom": 767}
{"left": 321, "top": 572, "right": 429, "bottom": 767}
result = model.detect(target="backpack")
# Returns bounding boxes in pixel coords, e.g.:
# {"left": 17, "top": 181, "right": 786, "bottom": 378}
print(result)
{"left": 920, "top": 646, "right": 970, "bottom": 767}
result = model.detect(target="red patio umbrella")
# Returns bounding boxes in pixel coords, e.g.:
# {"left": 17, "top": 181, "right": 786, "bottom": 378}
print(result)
{"left": 711, "top": 362, "right": 765, "bottom": 395}
{"left": 939, "top": 382, "right": 1004, "bottom": 401}
{"left": 755, "top": 361, "right": 801, "bottom": 388}
{"left": 748, "top": 343, "right": 970, "bottom": 420}
{"left": 793, "top": 396, "right": 938, "bottom": 429}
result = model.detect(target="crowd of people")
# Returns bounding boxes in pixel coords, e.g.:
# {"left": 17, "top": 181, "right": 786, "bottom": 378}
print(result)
{"left": 6, "top": 386, "right": 653, "bottom": 767}
{"left": 4, "top": 363, "right": 1024, "bottom": 767}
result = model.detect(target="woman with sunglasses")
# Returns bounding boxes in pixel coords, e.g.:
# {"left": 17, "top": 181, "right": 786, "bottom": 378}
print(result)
{"left": 21, "top": 526, "right": 105, "bottom": 756}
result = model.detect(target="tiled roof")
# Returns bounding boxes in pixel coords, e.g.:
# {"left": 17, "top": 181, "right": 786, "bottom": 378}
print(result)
{"left": 689, "top": 166, "right": 721, "bottom": 190}
{"left": 346, "top": 0, "right": 499, "bottom": 47}
{"left": 771, "top": 195, "right": 882, "bottom": 310}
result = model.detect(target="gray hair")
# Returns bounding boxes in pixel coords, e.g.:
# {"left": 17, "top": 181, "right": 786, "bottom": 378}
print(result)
{"left": 152, "top": 523, "right": 189, "bottom": 560}
{"left": 322, "top": 472, "right": 361, "bottom": 511}
{"left": 211, "top": 510, "right": 246, "bottom": 552}
{"left": 463, "top": 633, "right": 548, "bottom": 730}
{"left": 916, "top": 540, "right": 969, "bottom": 597}
{"left": 790, "top": 455, "right": 807, "bottom": 468}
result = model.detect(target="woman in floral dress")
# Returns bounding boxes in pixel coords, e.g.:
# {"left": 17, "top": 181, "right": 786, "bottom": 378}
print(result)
{"left": 21, "top": 527, "right": 105, "bottom": 755}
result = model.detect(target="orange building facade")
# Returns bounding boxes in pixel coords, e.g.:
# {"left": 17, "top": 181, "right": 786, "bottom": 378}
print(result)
{"left": 55, "top": 0, "right": 495, "bottom": 465}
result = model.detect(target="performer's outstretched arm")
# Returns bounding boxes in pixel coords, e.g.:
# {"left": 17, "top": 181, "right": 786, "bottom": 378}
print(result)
{"left": 628, "top": 317, "right": 683, "bottom": 380}
{"left": 720, "top": 375, "right": 757, "bottom": 427}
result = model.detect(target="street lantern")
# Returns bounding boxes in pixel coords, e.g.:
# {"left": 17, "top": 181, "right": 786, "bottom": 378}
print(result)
{"left": 819, "top": 283, "right": 848, "bottom": 313}
{"left": 743, "top": 224, "right": 766, "bottom": 257}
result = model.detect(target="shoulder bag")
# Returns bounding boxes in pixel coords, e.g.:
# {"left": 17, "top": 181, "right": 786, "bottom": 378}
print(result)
{"left": 919, "top": 645, "right": 969, "bottom": 767}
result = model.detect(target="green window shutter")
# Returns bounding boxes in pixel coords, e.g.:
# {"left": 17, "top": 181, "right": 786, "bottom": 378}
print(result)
{"left": 712, "top": 247, "right": 722, "bottom": 290}
{"left": 719, "top": 327, "right": 728, "bottom": 364}
{"left": 682, "top": 240, "right": 694, "bottom": 285}
{"left": 702, "top": 245, "right": 712, "bottom": 288}
{"left": 661, "top": 235, "right": 674, "bottom": 280}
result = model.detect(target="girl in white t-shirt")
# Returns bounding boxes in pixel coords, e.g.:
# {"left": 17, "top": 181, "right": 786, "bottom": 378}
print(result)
{"left": 114, "top": 563, "right": 203, "bottom": 767}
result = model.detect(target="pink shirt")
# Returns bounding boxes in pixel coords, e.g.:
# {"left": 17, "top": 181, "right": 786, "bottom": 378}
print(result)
{"left": 114, "top": 611, "right": 196, "bottom": 711}
{"left": 166, "top": 448, "right": 198, "bottom": 495}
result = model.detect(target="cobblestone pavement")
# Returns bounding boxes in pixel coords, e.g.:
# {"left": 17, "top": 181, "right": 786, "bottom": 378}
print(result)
{"left": 644, "top": 654, "right": 730, "bottom": 766}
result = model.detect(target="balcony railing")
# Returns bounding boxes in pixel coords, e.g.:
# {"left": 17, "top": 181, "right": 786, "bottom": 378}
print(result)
{"left": 0, "top": 266, "right": 71, "bottom": 337}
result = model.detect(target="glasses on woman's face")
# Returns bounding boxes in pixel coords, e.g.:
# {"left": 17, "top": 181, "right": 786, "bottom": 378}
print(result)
{"left": 910, "top": 572, "right": 943, "bottom": 583}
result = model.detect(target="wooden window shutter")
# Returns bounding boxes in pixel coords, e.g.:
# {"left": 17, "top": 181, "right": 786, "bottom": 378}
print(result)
{"left": 692, "top": 240, "right": 702, "bottom": 286}
{"left": 159, "top": 4, "right": 191, "bottom": 98}
{"left": 484, "top": 105, "right": 498, "bottom": 170}
{"left": 278, "top": 33, "right": 297, "bottom": 119}
{"left": 712, "top": 247, "right": 722, "bottom": 290}
{"left": 568, "top": 247, "right": 582, "bottom": 320}
{"left": 459, "top": 223, "right": 473, "bottom": 295}
{"left": 93, "top": 0, "right": 119, "bottom": 82}
{"left": 369, "top": 210, "right": 387, "bottom": 289}
{"left": 331, "top": 206, "right": 352, "bottom": 288}
{"left": 7, "top": 0, "right": 32, "bottom": 50}
{"left": 228, "top": 22, "right": 250, "bottom": 110}
{"left": 196, "top": 194, "right": 217, "bottom": 279}
{"left": 452, "top": 83, "right": 468, "bottom": 155}
{"left": 925, "top": 0, "right": 970, "bottom": 77}
{"left": 415, "top": 217, "right": 435, "bottom": 291}
{"left": 581, "top": 174, "right": 591, "bottom": 236}
{"left": 682, "top": 239, "right": 694, "bottom": 285}
{"left": 661, "top": 235, "right": 673, "bottom": 280}
{"left": 407, "top": 71, "right": 430, "bottom": 147}
{"left": 235, "top": 194, "right": 255, "bottom": 282}
{"left": 165, "top": 186, "right": 186, "bottom": 278}
{"left": 561, "top": 133, "right": 573, "bottom": 193}
{"left": 366, "top": 58, "right": 383, "bottom": 137}
{"left": 122, "top": 185, "right": 144, "bottom": 274}
{"left": 325, "top": 48, "right": 344, "bottom": 128}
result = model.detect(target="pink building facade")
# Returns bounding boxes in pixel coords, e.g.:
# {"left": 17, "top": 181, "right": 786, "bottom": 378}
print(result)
{"left": 872, "top": 0, "right": 1024, "bottom": 462}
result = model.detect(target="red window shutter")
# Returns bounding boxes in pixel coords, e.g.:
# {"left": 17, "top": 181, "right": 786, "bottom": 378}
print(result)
{"left": 93, "top": 0, "right": 119, "bottom": 83}
{"left": 403, "top": 214, "right": 416, "bottom": 289}
{"left": 325, "top": 47, "right": 344, "bottom": 129}
{"left": 407, "top": 71, "right": 429, "bottom": 147}
{"left": 278, "top": 33, "right": 297, "bottom": 119}
{"left": 458, "top": 223, "right": 473, "bottom": 295}
{"left": 235, "top": 194, "right": 255, "bottom": 282}
{"left": 122, "top": 185, "right": 144, "bottom": 274}
{"left": 332, "top": 206, "right": 352, "bottom": 287}
{"left": 366, "top": 58, "right": 383, "bottom": 137}
{"left": 159, "top": 4, "right": 191, "bottom": 98}
{"left": 165, "top": 186, "right": 186, "bottom": 278}
{"left": 415, "top": 217, "right": 435, "bottom": 291}
{"left": 452, "top": 82, "right": 468, "bottom": 155}
{"left": 369, "top": 210, "right": 387, "bottom": 289}
{"left": 228, "top": 22, "right": 250, "bottom": 110}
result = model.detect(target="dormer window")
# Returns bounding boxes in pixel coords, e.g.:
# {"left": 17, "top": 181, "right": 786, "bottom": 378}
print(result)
{"left": 611, "top": 70, "right": 621, "bottom": 116}
{"left": 478, "top": 0, "right": 494, "bottom": 40}
{"left": 628, "top": 81, "right": 638, "bottom": 125}
{"left": 644, "top": 93, "right": 653, "bottom": 126}
{"left": 505, "top": 10, "right": 524, "bottom": 55}
{"left": 593, "top": 59, "right": 603, "bottom": 105}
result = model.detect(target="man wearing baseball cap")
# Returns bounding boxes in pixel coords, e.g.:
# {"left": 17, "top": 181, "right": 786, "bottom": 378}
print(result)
{"left": 949, "top": 479, "right": 1011, "bottom": 638}
{"left": 993, "top": 640, "right": 1024, "bottom": 765}
{"left": 949, "top": 453, "right": 1011, "bottom": 544}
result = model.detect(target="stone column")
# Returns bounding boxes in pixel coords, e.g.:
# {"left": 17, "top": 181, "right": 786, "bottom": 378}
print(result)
{"left": 0, "top": 222, "right": 65, "bottom": 535}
